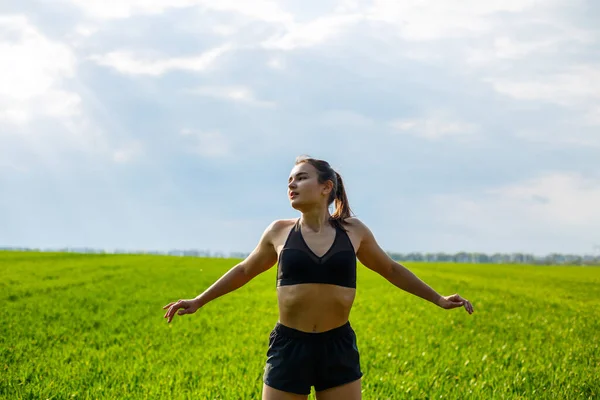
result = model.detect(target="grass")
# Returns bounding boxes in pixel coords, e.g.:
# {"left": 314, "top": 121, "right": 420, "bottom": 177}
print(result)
{"left": 1, "top": 251, "right": 599, "bottom": 399}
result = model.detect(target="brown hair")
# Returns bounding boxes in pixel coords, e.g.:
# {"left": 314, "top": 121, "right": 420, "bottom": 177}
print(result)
{"left": 295, "top": 155, "right": 354, "bottom": 231}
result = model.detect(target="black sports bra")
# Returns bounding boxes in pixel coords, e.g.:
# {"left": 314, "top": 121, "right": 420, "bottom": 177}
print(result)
{"left": 276, "top": 218, "right": 357, "bottom": 288}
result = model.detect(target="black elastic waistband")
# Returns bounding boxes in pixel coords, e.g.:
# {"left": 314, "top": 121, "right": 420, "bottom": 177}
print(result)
{"left": 274, "top": 321, "right": 352, "bottom": 340}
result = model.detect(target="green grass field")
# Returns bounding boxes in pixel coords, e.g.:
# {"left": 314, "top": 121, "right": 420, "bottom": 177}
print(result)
{"left": 1, "top": 251, "right": 599, "bottom": 399}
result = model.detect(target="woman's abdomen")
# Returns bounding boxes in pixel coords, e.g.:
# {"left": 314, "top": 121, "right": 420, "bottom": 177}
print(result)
{"left": 276, "top": 284, "right": 356, "bottom": 332}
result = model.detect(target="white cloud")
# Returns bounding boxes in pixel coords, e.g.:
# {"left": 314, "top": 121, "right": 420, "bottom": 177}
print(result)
{"left": 262, "top": 14, "right": 362, "bottom": 50}
{"left": 212, "top": 24, "right": 238, "bottom": 37}
{"left": 41, "top": 90, "right": 82, "bottom": 118}
{"left": 186, "top": 85, "right": 275, "bottom": 107}
{"left": 181, "top": 128, "right": 232, "bottom": 157}
{"left": 489, "top": 65, "right": 600, "bottom": 137}
{"left": 585, "top": 106, "right": 600, "bottom": 126}
{"left": 489, "top": 65, "right": 600, "bottom": 107}
{"left": 68, "top": 0, "right": 361, "bottom": 52}
{"left": 390, "top": 112, "right": 477, "bottom": 140}
{"left": 0, "top": 108, "right": 29, "bottom": 125}
{"left": 65, "top": 0, "right": 198, "bottom": 19}
{"left": 0, "top": 16, "right": 136, "bottom": 167}
{"left": 514, "top": 129, "right": 600, "bottom": 148}
{"left": 365, "top": 0, "right": 543, "bottom": 41}
{"left": 112, "top": 141, "right": 143, "bottom": 163}
{"left": 66, "top": 0, "right": 293, "bottom": 24}
{"left": 74, "top": 24, "right": 98, "bottom": 37}
{"left": 89, "top": 44, "right": 232, "bottom": 76}
{"left": 488, "top": 173, "right": 600, "bottom": 226}
{"left": 430, "top": 172, "right": 600, "bottom": 252}
{"left": 198, "top": 0, "right": 293, "bottom": 25}
{"left": 266, "top": 56, "right": 285, "bottom": 70}
{"left": 465, "top": 37, "right": 564, "bottom": 67}
{"left": 0, "top": 15, "right": 80, "bottom": 122}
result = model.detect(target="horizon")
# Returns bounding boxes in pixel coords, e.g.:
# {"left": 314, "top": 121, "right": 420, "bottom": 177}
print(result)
{"left": 2, "top": 246, "right": 599, "bottom": 262}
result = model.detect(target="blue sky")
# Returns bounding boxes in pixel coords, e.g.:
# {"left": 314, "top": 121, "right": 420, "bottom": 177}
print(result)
{"left": 1, "top": 0, "right": 599, "bottom": 256}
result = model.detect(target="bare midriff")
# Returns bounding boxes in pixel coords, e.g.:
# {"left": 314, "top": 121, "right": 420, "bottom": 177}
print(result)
{"left": 277, "top": 283, "right": 356, "bottom": 333}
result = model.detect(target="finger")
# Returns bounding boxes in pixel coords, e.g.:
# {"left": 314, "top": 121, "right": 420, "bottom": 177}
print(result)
{"left": 164, "top": 302, "right": 178, "bottom": 318}
{"left": 170, "top": 303, "right": 182, "bottom": 321}
{"left": 163, "top": 302, "right": 175, "bottom": 310}
{"left": 172, "top": 301, "right": 185, "bottom": 318}
{"left": 464, "top": 301, "right": 472, "bottom": 314}
{"left": 163, "top": 304, "right": 176, "bottom": 318}
{"left": 163, "top": 302, "right": 177, "bottom": 320}
{"left": 167, "top": 302, "right": 182, "bottom": 322}
{"left": 453, "top": 295, "right": 469, "bottom": 308}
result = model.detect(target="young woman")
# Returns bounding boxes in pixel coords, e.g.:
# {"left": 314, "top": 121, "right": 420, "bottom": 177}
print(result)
{"left": 163, "top": 155, "right": 474, "bottom": 400}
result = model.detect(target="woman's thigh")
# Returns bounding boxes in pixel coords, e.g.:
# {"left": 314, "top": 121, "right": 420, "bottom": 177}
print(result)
{"left": 315, "top": 378, "right": 361, "bottom": 400}
{"left": 262, "top": 383, "right": 309, "bottom": 400}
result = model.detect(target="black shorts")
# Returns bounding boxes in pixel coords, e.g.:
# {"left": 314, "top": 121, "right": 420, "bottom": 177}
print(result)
{"left": 263, "top": 321, "right": 363, "bottom": 395}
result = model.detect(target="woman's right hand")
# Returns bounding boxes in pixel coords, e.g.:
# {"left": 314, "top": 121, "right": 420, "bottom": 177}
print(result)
{"left": 162, "top": 298, "right": 201, "bottom": 323}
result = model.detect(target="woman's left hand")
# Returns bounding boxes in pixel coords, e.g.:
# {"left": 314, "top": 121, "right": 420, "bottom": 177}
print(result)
{"left": 437, "top": 294, "right": 473, "bottom": 314}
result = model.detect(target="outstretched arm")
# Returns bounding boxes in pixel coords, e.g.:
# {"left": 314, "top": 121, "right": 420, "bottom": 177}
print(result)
{"left": 163, "top": 220, "right": 279, "bottom": 323}
{"left": 354, "top": 218, "right": 473, "bottom": 314}
{"left": 193, "top": 220, "right": 279, "bottom": 308}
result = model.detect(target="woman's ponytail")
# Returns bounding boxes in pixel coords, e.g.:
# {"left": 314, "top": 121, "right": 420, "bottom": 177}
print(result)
{"left": 330, "top": 170, "right": 353, "bottom": 230}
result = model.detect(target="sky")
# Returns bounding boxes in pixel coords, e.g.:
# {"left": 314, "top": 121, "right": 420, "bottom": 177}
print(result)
{"left": 1, "top": 0, "right": 599, "bottom": 256}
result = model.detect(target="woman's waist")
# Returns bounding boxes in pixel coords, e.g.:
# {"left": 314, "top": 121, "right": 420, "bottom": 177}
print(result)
{"left": 273, "top": 319, "right": 353, "bottom": 338}
{"left": 277, "top": 303, "right": 352, "bottom": 333}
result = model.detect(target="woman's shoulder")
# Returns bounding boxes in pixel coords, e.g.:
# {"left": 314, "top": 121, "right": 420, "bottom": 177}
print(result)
{"left": 341, "top": 216, "right": 366, "bottom": 229}
{"left": 335, "top": 216, "right": 367, "bottom": 235}
{"left": 265, "top": 218, "right": 297, "bottom": 234}
{"left": 262, "top": 219, "right": 297, "bottom": 247}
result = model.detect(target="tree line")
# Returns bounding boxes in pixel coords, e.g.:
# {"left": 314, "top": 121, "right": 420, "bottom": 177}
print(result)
{"left": 1, "top": 246, "right": 598, "bottom": 266}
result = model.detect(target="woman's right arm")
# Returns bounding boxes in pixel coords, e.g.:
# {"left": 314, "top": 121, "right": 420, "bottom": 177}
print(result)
{"left": 192, "top": 220, "right": 280, "bottom": 308}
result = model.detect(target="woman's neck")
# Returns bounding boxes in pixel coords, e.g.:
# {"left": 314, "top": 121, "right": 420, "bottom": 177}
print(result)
{"left": 300, "top": 208, "right": 332, "bottom": 233}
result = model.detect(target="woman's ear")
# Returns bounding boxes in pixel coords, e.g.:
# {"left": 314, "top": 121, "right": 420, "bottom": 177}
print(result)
{"left": 322, "top": 180, "right": 334, "bottom": 196}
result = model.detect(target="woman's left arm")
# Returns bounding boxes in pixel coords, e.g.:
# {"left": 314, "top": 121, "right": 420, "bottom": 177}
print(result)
{"left": 352, "top": 218, "right": 473, "bottom": 314}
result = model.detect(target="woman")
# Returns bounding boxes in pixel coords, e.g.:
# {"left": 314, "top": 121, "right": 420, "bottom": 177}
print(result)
{"left": 163, "top": 155, "right": 474, "bottom": 400}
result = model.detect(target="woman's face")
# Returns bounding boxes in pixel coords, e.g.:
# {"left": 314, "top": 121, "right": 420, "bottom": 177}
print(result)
{"left": 287, "top": 163, "right": 332, "bottom": 211}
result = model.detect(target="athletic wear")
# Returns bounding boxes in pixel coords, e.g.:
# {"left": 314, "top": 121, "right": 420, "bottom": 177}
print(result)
{"left": 277, "top": 218, "right": 357, "bottom": 288}
{"left": 263, "top": 321, "right": 363, "bottom": 395}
